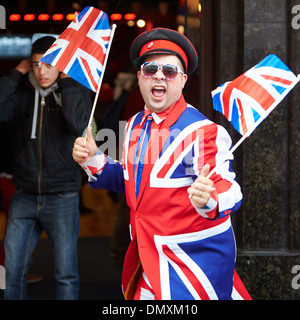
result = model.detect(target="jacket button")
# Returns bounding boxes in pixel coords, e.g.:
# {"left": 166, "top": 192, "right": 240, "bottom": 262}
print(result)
{"left": 135, "top": 212, "right": 140, "bottom": 218}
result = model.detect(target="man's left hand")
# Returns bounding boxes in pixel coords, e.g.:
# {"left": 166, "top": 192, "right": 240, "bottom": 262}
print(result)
{"left": 187, "top": 164, "right": 215, "bottom": 208}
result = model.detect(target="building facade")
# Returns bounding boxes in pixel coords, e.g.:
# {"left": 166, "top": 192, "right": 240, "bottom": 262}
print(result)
{"left": 196, "top": 0, "right": 300, "bottom": 300}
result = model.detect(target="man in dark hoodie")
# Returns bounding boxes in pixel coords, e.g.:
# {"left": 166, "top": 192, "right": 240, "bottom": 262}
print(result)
{"left": 0, "top": 36, "right": 92, "bottom": 300}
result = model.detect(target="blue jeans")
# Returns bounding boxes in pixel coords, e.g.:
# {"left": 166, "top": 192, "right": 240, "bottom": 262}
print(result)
{"left": 4, "top": 190, "right": 80, "bottom": 300}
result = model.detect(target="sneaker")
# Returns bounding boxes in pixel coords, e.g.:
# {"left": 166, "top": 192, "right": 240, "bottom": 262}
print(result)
{"left": 27, "top": 274, "right": 43, "bottom": 284}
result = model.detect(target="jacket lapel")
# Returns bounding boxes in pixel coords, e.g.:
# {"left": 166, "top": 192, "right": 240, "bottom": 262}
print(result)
{"left": 125, "top": 112, "right": 144, "bottom": 210}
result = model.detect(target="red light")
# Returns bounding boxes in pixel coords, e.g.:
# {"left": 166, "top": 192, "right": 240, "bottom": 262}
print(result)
{"left": 111, "top": 13, "right": 122, "bottom": 21}
{"left": 52, "top": 13, "right": 64, "bottom": 21}
{"left": 124, "top": 13, "right": 136, "bottom": 20}
{"left": 9, "top": 14, "right": 21, "bottom": 21}
{"left": 24, "top": 14, "right": 35, "bottom": 21}
{"left": 38, "top": 14, "right": 49, "bottom": 21}
{"left": 66, "top": 13, "right": 75, "bottom": 21}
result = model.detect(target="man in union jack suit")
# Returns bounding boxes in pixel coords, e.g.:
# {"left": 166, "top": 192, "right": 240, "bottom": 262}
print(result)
{"left": 73, "top": 28, "right": 251, "bottom": 300}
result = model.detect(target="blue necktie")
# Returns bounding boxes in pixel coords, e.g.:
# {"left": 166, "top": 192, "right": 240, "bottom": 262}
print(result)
{"left": 134, "top": 114, "right": 153, "bottom": 199}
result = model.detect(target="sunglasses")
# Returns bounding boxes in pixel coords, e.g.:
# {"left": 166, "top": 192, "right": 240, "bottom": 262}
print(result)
{"left": 141, "top": 62, "right": 185, "bottom": 80}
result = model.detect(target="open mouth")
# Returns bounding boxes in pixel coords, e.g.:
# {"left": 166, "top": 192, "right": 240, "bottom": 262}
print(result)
{"left": 151, "top": 86, "right": 166, "bottom": 99}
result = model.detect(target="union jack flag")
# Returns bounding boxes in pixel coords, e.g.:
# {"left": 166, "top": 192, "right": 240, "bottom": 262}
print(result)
{"left": 212, "top": 54, "right": 299, "bottom": 136}
{"left": 40, "top": 6, "right": 111, "bottom": 92}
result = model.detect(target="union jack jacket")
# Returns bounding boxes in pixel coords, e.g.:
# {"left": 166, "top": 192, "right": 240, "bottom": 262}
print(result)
{"left": 81, "top": 95, "right": 251, "bottom": 300}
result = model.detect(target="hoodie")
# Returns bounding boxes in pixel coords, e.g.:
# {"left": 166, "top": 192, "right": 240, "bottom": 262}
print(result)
{"left": 0, "top": 68, "right": 92, "bottom": 193}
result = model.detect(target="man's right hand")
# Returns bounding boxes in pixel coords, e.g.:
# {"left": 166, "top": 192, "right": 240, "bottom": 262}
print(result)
{"left": 15, "top": 59, "right": 32, "bottom": 75}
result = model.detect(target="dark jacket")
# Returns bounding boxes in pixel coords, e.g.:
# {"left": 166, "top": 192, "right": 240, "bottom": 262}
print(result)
{"left": 0, "top": 69, "right": 92, "bottom": 193}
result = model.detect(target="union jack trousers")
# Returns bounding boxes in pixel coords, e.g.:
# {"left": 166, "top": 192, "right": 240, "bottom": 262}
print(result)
{"left": 81, "top": 95, "right": 251, "bottom": 300}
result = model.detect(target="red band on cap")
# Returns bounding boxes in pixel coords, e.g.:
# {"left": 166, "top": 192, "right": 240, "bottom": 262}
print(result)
{"left": 140, "top": 39, "right": 188, "bottom": 69}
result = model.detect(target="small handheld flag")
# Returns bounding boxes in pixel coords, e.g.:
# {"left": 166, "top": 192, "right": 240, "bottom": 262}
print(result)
{"left": 40, "top": 6, "right": 112, "bottom": 92}
{"left": 212, "top": 54, "right": 300, "bottom": 137}
{"left": 208, "top": 54, "right": 299, "bottom": 178}
{"left": 40, "top": 6, "right": 117, "bottom": 136}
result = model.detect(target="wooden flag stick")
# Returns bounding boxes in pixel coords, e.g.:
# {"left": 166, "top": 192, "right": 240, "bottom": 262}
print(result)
{"left": 207, "top": 73, "right": 300, "bottom": 179}
{"left": 85, "top": 23, "right": 117, "bottom": 140}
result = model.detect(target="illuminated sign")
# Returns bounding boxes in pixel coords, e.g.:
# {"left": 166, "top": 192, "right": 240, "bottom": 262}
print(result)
{"left": 0, "top": 35, "right": 32, "bottom": 59}
{"left": 0, "top": 34, "right": 58, "bottom": 59}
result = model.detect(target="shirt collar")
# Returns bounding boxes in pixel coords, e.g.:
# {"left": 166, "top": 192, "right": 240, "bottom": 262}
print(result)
{"left": 152, "top": 112, "right": 165, "bottom": 124}
{"left": 142, "top": 102, "right": 177, "bottom": 125}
